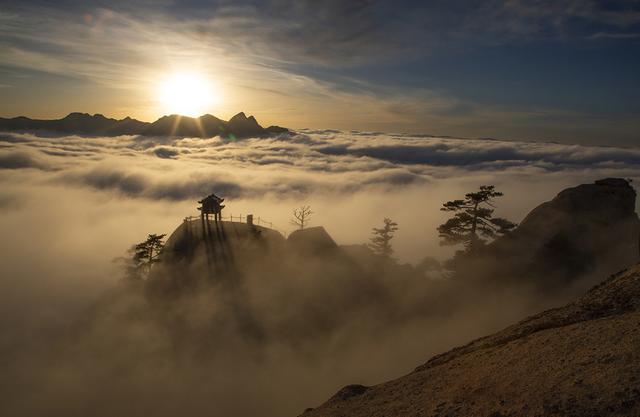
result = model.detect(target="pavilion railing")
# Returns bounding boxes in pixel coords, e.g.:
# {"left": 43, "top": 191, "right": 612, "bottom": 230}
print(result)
{"left": 183, "top": 214, "right": 273, "bottom": 229}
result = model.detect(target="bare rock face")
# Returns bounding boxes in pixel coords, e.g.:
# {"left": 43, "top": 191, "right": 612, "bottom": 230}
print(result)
{"left": 469, "top": 178, "right": 640, "bottom": 289}
{"left": 287, "top": 227, "right": 339, "bottom": 254}
{"left": 302, "top": 264, "right": 640, "bottom": 417}
{"left": 517, "top": 178, "right": 637, "bottom": 235}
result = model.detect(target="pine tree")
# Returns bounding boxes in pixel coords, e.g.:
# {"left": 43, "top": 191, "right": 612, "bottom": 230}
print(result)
{"left": 369, "top": 218, "right": 399, "bottom": 258}
{"left": 130, "top": 233, "right": 166, "bottom": 279}
{"left": 437, "top": 185, "right": 515, "bottom": 252}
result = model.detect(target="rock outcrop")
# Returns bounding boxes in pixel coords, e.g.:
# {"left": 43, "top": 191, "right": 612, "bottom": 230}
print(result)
{"left": 464, "top": 178, "right": 640, "bottom": 289}
{"left": 162, "top": 218, "right": 286, "bottom": 265}
{"left": 287, "top": 227, "right": 338, "bottom": 254}
{"left": 303, "top": 264, "right": 640, "bottom": 417}
{"left": 154, "top": 220, "right": 376, "bottom": 299}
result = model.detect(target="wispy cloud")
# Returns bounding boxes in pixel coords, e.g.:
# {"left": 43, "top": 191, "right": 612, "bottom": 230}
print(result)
{"left": 588, "top": 31, "right": 640, "bottom": 39}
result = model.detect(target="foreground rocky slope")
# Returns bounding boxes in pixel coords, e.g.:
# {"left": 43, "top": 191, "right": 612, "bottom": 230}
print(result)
{"left": 303, "top": 264, "right": 640, "bottom": 417}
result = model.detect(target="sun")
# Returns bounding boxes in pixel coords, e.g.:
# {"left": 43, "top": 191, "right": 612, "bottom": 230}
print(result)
{"left": 157, "top": 72, "right": 219, "bottom": 117}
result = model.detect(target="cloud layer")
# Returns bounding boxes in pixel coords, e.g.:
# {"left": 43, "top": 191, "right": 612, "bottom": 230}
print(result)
{"left": 1, "top": 131, "right": 640, "bottom": 416}
{"left": 2, "top": 129, "right": 640, "bottom": 263}
{"left": 3, "top": 130, "right": 640, "bottom": 200}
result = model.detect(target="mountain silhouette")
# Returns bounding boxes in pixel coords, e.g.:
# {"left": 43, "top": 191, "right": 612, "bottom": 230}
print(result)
{"left": 0, "top": 112, "right": 289, "bottom": 139}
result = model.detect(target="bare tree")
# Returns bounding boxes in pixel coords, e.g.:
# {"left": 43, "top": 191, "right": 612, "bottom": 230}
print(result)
{"left": 291, "top": 205, "right": 313, "bottom": 230}
{"left": 369, "top": 218, "right": 399, "bottom": 258}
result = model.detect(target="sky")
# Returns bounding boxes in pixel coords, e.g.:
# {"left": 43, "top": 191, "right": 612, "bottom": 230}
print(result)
{"left": 1, "top": 0, "right": 639, "bottom": 146}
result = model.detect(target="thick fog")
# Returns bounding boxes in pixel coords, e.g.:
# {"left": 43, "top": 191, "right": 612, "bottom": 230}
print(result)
{"left": 1, "top": 129, "right": 640, "bottom": 416}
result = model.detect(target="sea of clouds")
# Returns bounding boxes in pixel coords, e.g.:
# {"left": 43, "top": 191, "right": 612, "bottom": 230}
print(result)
{"left": 1, "top": 129, "right": 640, "bottom": 416}
{"left": 2, "top": 128, "right": 640, "bottom": 259}
{"left": 2, "top": 128, "right": 640, "bottom": 318}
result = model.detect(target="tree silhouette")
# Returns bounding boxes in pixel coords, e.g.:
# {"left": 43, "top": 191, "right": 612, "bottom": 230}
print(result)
{"left": 291, "top": 205, "right": 313, "bottom": 230}
{"left": 438, "top": 185, "right": 515, "bottom": 252}
{"left": 369, "top": 218, "right": 399, "bottom": 258}
{"left": 130, "top": 233, "right": 166, "bottom": 279}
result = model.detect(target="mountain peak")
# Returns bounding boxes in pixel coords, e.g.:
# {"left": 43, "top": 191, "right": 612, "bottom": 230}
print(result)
{"left": 229, "top": 112, "right": 248, "bottom": 121}
{"left": 64, "top": 112, "right": 91, "bottom": 118}
{"left": 199, "top": 114, "right": 223, "bottom": 122}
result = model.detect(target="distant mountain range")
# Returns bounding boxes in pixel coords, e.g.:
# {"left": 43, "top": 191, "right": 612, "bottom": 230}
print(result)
{"left": 0, "top": 112, "right": 289, "bottom": 139}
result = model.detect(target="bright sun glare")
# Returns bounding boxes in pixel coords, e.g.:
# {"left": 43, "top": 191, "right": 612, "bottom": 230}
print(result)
{"left": 157, "top": 72, "right": 219, "bottom": 117}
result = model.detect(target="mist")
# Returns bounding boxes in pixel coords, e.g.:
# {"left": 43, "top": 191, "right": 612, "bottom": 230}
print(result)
{"left": 1, "top": 130, "right": 640, "bottom": 416}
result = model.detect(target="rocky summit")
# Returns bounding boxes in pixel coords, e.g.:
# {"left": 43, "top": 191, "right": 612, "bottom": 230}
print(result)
{"left": 302, "top": 264, "right": 640, "bottom": 417}
{"left": 461, "top": 178, "right": 640, "bottom": 290}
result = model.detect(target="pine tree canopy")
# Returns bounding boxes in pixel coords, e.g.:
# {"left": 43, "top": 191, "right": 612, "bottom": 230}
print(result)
{"left": 437, "top": 185, "right": 516, "bottom": 251}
